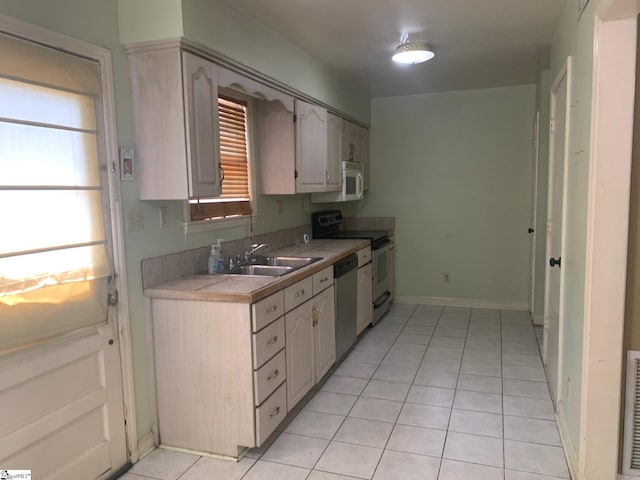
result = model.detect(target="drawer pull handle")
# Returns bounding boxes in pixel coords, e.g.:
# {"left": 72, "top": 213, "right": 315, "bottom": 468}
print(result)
{"left": 320, "top": 277, "right": 328, "bottom": 283}
{"left": 269, "top": 406, "right": 281, "bottom": 419}
{"left": 312, "top": 306, "right": 319, "bottom": 326}
{"left": 295, "top": 289, "right": 305, "bottom": 298}
{"left": 265, "top": 304, "right": 278, "bottom": 314}
{"left": 267, "top": 369, "right": 279, "bottom": 381}
{"left": 266, "top": 336, "right": 278, "bottom": 347}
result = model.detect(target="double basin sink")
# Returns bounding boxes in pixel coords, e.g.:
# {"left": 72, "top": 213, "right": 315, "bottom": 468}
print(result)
{"left": 223, "top": 256, "right": 322, "bottom": 277}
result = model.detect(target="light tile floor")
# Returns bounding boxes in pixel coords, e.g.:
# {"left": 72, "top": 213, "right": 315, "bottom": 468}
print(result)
{"left": 121, "top": 304, "right": 569, "bottom": 480}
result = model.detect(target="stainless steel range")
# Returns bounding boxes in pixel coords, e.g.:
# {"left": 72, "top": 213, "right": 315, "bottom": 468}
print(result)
{"left": 312, "top": 210, "right": 393, "bottom": 324}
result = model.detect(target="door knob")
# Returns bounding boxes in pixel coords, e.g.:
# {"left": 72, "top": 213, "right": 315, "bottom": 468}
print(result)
{"left": 528, "top": 228, "right": 534, "bottom": 234}
{"left": 549, "top": 257, "right": 561, "bottom": 268}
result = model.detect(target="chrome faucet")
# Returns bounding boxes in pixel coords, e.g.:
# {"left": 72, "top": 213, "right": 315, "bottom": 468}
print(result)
{"left": 245, "top": 243, "right": 268, "bottom": 260}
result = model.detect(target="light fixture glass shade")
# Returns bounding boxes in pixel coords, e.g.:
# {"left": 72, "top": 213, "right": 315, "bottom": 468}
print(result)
{"left": 392, "top": 41, "right": 435, "bottom": 64}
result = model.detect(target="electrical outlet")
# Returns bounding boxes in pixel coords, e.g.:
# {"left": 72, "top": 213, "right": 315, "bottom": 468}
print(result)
{"left": 443, "top": 272, "right": 451, "bottom": 283}
{"left": 159, "top": 206, "right": 169, "bottom": 228}
{"left": 127, "top": 207, "right": 144, "bottom": 232}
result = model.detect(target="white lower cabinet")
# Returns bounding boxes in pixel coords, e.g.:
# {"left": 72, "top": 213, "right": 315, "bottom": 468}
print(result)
{"left": 285, "top": 284, "right": 336, "bottom": 410}
{"left": 313, "top": 286, "right": 336, "bottom": 381}
{"left": 149, "top": 266, "right": 337, "bottom": 458}
{"left": 285, "top": 301, "right": 315, "bottom": 408}
{"left": 357, "top": 263, "right": 373, "bottom": 335}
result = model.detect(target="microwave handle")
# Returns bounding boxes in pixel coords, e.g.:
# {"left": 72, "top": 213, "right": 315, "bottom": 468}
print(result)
{"left": 356, "top": 173, "right": 364, "bottom": 197}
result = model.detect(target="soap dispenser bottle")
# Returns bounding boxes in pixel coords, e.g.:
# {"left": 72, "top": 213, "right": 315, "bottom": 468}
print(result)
{"left": 208, "top": 244, "right": 218, "bottom": 274}
{"left": 215, "top": 239, "right": 225, "bottom": 273}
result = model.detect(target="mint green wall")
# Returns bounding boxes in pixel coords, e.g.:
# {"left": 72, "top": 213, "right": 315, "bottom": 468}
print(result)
{"left": 1, "top": 0, "right": 368, "bottom": 447}
{"left": 533, "top": 70, "right": 551, "bottom": 321}
{"left": 353, "top": 85, "right": 536, "bottom": 306}
{"left": 117, "top": 0, "right": 183, "bottom": 44}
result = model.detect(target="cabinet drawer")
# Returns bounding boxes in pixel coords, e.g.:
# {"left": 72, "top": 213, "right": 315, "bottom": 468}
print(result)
{"left": 252, "top": 291, "right": 285, "bottom": 332}
{"left": 255, "top": 382, "right": 287, "bottom": 446}
{"left": 284, "top": 277, "right": 313, "bottom": 312}
{"left": 312, "top": 266, "right": 334, "bottom": 295}
{"left": 254, "top": 349, "right": 286, "bottom": 406}
{"left": 253, "top": 317, "right": 285, "bottom": 369}
{"left": 357, "top": 247, "right": 371, "bottom": 267}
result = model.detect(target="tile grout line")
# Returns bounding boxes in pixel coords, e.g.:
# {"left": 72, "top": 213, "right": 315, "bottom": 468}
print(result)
{"left": 305, "top": 302, "right": 416, "bottom": 479}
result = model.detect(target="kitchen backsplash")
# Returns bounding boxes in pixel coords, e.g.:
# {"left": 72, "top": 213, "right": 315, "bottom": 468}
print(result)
{"left": 141, "top": 218, "right": 396, "bottom": 289}
{"left": 342, "top": 216, "right": 395, "bottom": 233}
{"left": 141, "top": 224, "right": 311, "bottom": 289}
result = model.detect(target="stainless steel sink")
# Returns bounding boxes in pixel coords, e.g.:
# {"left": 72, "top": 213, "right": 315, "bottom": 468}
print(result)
{"left": 226, "top": 265, "right": 296, "bottom": 276}
{"left": 253, "top": 256, "right": 322, "bottom": 268}
{"left": 221, "top": 256, "right": 322, "bottom": 276}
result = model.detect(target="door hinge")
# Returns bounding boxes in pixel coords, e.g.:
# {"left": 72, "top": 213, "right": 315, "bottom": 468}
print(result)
{"left": 293, "top": 114, "right": 297, "bottom": 123}
{"left": 543, "top": 316, "right": 549, "bottom": 331}
{"left": 294, "top": 169, "right": 298, "bottom": 179}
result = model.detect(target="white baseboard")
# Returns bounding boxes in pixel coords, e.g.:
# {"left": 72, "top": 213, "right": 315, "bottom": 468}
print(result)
{"left": 137, "top": 432, "right": 156, "bottom": 460}
{"left": 395, "top": 296, "right": 529, "bottom": 311}
{"left": 557, "top": 404, "right": 578, "bottom": 479}
{"left": 533, "top": 314, "right": 544, "bottom": 326}
{"left": 619, "top": 475, "right": 640, "bottom": 479}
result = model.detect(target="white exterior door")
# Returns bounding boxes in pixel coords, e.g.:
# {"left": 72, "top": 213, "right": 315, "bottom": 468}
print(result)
{"left": 0, "top": 29, "right": 128, "bottom": 479}
{"left": 543, "top": 59, "right": 571, "bottom": 406}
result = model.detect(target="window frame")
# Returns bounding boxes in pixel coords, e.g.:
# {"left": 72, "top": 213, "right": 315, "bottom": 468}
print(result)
{"left": 183, "top": 87, "right": 257, "bottom": 234}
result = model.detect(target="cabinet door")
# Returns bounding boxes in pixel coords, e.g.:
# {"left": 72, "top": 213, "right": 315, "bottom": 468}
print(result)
{"left": 357, "top": 264, "right": 373, "bottom": 335}
{"left": 285, "top": 301, "right": 314, "bottom": 409}
{"left": 295, "top": 100, "right": 327, "bottom": 192}
{"left": 360, "top": 126, "right": 370, "bottom": 191}
{"left": 182, "top": 52, "right": 222, "bottom": 198}
{"left": 340, "top": 120, "right": 358, "bottom": 162}
{"left": 388, "top": 246, "right": 396, "bottom": 302}
{"left": 326, "top": 113, "right": 342, "bottom": 192}
{"left": 313, "top": 286, "right": 336, "bottom": 381}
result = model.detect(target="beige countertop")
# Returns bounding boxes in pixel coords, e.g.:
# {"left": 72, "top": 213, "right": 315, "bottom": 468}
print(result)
{"left": 144, "top": 238, "right": 370, "bottom": 304}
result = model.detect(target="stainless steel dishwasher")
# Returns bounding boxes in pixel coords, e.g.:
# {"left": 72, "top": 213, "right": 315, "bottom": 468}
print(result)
{"left": 334, "top": 253, "right": 358, "bottom": 361}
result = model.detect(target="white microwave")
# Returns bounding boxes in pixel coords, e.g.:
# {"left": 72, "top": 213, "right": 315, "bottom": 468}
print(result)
{"left": 311, "top": 161, "right": 364, "bottom": 203}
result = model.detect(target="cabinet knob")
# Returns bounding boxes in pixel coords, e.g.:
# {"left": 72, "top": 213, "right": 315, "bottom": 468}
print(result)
{"left": 295, "top": 289, "right": 305, "bottom": 298}
{"left": 266, "top": 335, "right": 278, "bottom": 347}
{"left": 265, "top": 304, "right": 278, "bottom": 314}
{"left": 269, "top": 406, "right": 281, "bottom": 419}
{"left": 267, "top": 369, "right": 279, "bottom": 381}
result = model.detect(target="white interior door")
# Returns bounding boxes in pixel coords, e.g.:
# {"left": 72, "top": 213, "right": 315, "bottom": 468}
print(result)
{"left": 543, "top": 59, "right": 571, "bottom": 406}
{"left": 0, "top": 30, "right": 128, "bottom": 479}
{"left": 529, "top": 112, "right": 540, "bottom": 313}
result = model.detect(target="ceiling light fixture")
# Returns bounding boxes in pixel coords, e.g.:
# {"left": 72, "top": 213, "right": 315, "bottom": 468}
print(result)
{"left": 392, "top": 38, "right": 435, "bottom": 65}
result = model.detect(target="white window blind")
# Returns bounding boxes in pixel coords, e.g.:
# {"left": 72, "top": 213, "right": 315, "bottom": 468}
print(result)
{"left": 190, "top": 95, "right": 252, "bottom": 221}
{"left": 0, "top": 33, "right": 111, "bottom": 349}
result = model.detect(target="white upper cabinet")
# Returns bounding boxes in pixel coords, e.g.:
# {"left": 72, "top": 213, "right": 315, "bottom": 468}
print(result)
{"left": 326, "top": 113, "right": 342, "bottom": 192}
{"left": 257, "top": 99, "right": 344, "bottom": 194}
{"left": 182, "top": 52, "right": 222, "bottom": 198}
{"left": 295, "top": 101, "right": 327, "bottom": 192}
{"left": 127, "top": 46, "right": 221, "bottom": 199}
{"left": 341, "top": 119, "right": 370, "bottom": 190}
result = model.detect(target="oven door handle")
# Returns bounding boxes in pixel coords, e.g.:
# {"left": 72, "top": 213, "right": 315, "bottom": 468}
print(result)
{"left": 374, "top": 291, "right": 392, "bottom": 309}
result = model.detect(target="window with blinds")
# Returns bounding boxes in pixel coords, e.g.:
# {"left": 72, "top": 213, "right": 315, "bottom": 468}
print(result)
{"left": 190, "top": 95, "right": 252, "bottom": 221}
{"left": 0, "top": 32, "right": 112, "bottom": 349}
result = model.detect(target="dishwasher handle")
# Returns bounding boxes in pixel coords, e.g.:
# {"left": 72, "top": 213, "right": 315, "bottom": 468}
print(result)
{"left": 334, "top": 253, "right": 358, "bottom": 278}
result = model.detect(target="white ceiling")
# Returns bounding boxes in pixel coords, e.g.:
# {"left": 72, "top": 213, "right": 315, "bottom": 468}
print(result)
{"left": 226, "top": 0, "right": 567, "bottom": 98}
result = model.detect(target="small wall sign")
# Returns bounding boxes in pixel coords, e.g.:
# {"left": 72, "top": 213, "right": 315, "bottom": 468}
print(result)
{"left": 119, "top": 146, "right": 135, "bottom": 182}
